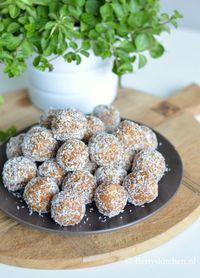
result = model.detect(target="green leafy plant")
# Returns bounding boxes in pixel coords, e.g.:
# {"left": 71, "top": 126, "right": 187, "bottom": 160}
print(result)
{"left": 0, "top": 0, "right": 182, "bottom": 79}
{"left": 0, "top": 95, "right": 17, "bottom": 141}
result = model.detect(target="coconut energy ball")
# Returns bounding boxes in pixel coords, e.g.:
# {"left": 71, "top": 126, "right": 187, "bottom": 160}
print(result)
{"left": 123, "top": 170, "right": 158, "bottom": 206}
{"left": 51, "top": 108, "right": 87, "bottom": 141}
{"left": 40, "top": 108, "right": 60, "bottom": 129}
{"left": 83, "top": 115, "right": 105, "bottom": 142}
{"left": 51, "top": 190, "right": 86, "bottom": 226}
{"left": 88, "top": 132, "right": 123, "bottom": 167}
{"left": 23, "top": 177, "right": 59, "bottom": 214}
{"left": 141, "top": 125, "right": 158, "bottom": 151}
{"left": 92, "top": 105, "right": 120, "bottom": 132}
{"left": 115, "top": 120, "right": 144, "bottom": 151}
{"left": 56, "top": 139, "right": 89, "bottom": 171}
{"left": 132, "top": 150, "right": 166, "bottom": 181}
{"left": 62, "top": 170, "right": 96, "bottom": 204}
{"left": 6, "top": 133, "right": 25, "bottom": 159}
{"left": 95, "top": 183, "right": 128, "bottom": 217}
{"left": 22, "top": 126, "right": 58, "bottom": 162}
{"left": 37, "top": 158, "right": 65, "bottom": 186}
{"left": 2, "top": 156, "right": 37, "bottom": 191}
{"left": 83, "top": 159, "right": 98, "bottom": 174}
{"left": 95, "top": 166, "right": 127, "bottom": 186}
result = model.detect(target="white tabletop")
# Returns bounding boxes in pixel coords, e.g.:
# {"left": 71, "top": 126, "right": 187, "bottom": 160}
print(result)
{"left": 0, "top": 28, "right": 200, "bottom": 276}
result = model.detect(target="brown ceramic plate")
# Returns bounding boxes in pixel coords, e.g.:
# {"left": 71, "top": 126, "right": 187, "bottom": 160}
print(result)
{"left": 0, "top": 121, "right": 183, "bottom": 235}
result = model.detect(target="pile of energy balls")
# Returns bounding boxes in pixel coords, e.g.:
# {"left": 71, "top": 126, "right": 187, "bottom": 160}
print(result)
{"left": 2, "top": 105, "right": 166, "bottom": 226}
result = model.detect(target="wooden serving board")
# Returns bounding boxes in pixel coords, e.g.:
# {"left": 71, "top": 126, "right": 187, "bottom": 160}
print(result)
{"left": 0, "top": 84, "right": 200, "bottom": 269}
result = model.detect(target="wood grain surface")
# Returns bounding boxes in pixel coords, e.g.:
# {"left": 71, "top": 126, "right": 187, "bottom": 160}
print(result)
{"left": 0, "top": 84, "right": 200, "bottom": 269}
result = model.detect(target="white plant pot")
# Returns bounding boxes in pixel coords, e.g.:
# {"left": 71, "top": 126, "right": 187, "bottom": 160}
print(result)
{"left": 27, "top": 54, "right": 118, "bottom": 113}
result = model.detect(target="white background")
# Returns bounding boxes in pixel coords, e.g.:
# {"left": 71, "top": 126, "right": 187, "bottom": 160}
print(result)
{"left": 0, "top": 1, "right": 200, "bottom": 277}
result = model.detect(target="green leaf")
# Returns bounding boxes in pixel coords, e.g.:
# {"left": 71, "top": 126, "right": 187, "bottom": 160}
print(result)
{"left": 138, "top": 54, "right": 147, "bottom": 68}
{"left": 118, "top": 61, "right": 133, "bottom": 74}
{"left": 68, "top": 5, "right": 82, "bottom": 18}
{"left": 81, "top": 13, "right": 97, "bottom": 25}
{"left": 33, "top": 56, "right": 41, "bottom": 67}
{"left": 7, "top": 22, "right": 20, "bottom": 33}
{"left": 9, "top": 5, "right": 20, "bottom": 19}
{"left": 64, "top": 52, "right": 76, "bottom": 62}
{"left": 111, "top": 3, "right": 124, "bottom": 19}
{"left": 75, "top": 54, "right": 81, "bottom": 65}
{"left": 45, "top": 21, "right": 56, "bottom": 30}
{"left": 0, "top": 96, "right": 4, "bottom": 105}
{"left": 69, "top": 41, "right": 78, "bottom": 50}
{"left": 82, "top": 40, "right": 90, "bottom": 50}
{"left": 119, "top": 40, "right": 135, "bottom": 52}
{"left": 85, "top": 0, "right": 99, "bottom": 14}
{"left": 150, "top": 43, "right": 165, "bottom": 58}
{"left": 21, "top": 40, "right": 33, "bottom": 57}
{"left": 0, "top": 22, "right": 4, "bottom": 32}
{"left": 128, "top": 11, "right": 148, "bottom": 28}
{"left": 80, "top": 50, "right": 90, "bottom": 57}
{"left": 171, "top": 20, "right": 178, "bottom": 28}
{"left": 135, "top": 33, "right": 155, "bottom": 51}
{"left": 3, "top": 34, "right": 21, "bottom": 50}
{"left": 100, "top": 4, "right": 113, "bottom": 21}
{"left": 0, "top": 126, "right": 17, "bottom": 142}
{"left": 128, "top": 0, "right": 140, "bottom": 13}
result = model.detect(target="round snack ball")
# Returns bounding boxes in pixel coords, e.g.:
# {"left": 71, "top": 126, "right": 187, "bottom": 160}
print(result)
{"left": 62, "top": 170, "right": 96, "bottom": 204}
{"left": 88, "top": 132, "right": 123, "bottom": 167}
{"left": 40, "top": 108, "right": 60, "bottom": 129}
{"left": 114, "top": 149, "right": 135, "bottom": 171}
{"left": 83, "top": 115, "right": 105, "bottom": 142}
{"left": 23, "top": 177, "right": 59, "bottom": 214}
{"left": 6, "top": 133, "right": 25, "bottom": 159}
{"left": 51, "top": 190, "right": 86, "bottom": 226}
{"left": 22, "top": 126, "right": 58, "bottom": 162}
{"left": 141, "top": 125, "right": 158, "bottom": 151}
{"left": 95, "top": 183, "right": 128, "bottom": 217}
{"left": 123, "top": 170, "right": 158, "bottom": 206}
{"left": 115, "top": 120, "right": 144, "bottom": 151}
{"left": 3, "top": 156, "right": 37, "bottom": 191}
{"left": 132, "top": 150, "right": 166, "bottom": 181}
{"left": 56, "top": 139, "right": 89, "bottom": 171}
{"left": 83, "top": 159, "right": 98, "bottom": 174}
{"left": 37, "top": 158, "right": 65, "bottom": 186}
{"left": 95, "top": 166, "right": 127, "bottom": 186}
{"left": 92, "top": 105, "right": 120, "bottom": 132}
{"left": 51, "top": 108, "right": 87, "bottom": 141}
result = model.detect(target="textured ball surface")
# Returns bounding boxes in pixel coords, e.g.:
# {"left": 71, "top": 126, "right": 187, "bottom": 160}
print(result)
{"left": 3, "top": 156, "right": 37, "bottom": 191}
{"left": 37, "top": 158, "right": 65, "bottom": 186}
{"left": 62, "top": 170, "right": 96, "bottom": 204}
{"left": 123, "top": 170, "right": 158, "bottom": 206}
{"left": 51, "top": 108, "right": 87, "bottom": 141}
{"left": 40, "top": 108, "right": 60, "bottom": 129}
{"left": 95, "top": 166, "right": 127, "bottom": 186}
{"left": 114, "top": 149, "right": 135, "bottom": 171}
{"left": 141, "top": 125, "right": 158, "bottom": 151}
{"left": 132, "top": 150, "right": 166, "bottom": 181}
{"left": 115, "top": 120, "right": 144, "bottom": 151}
{"left": 95, "top": 183, "right": 128, "bottom": 217}
{"left": 92, "top": 105, "right": 120, "bottom": 132}
{"left": 51, "top": 191, "right": 85, "bottom": 226}
{"left": 22, "top": 126, "right": 58, "bottom": 162}
{"left": 83, "top": 115, "right": 105, "bottom": 142}
{"left": 83, "top": 159, "right": 98, "bottom": 174}
{"left": 23, "top": 177, "right": 59, "bottom": 213}
{"left": 56, "top": 139, "right": 89, "bottom": 171}
{"left": 88, "top": 132, "right": 123, "bottom": 167}
{"left": 6, "top": 133, "right": 25, "bottom": 159}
